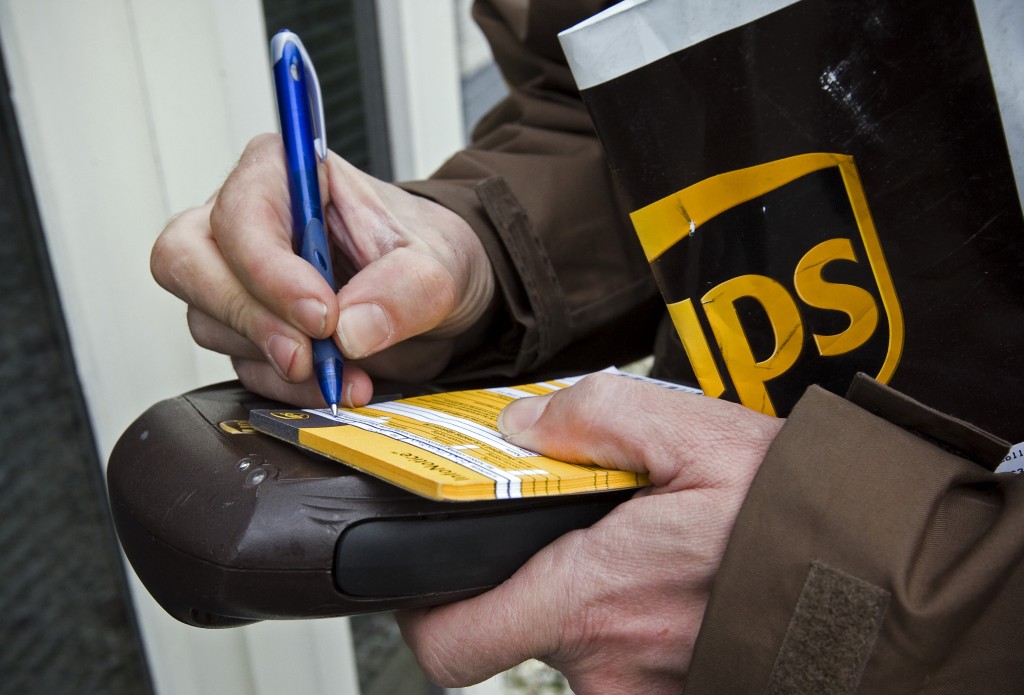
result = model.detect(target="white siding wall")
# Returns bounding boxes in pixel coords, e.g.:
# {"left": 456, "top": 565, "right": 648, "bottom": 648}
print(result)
{"left": 0, "top": 1, "right": 360, "bottom": 693}
{"left": 375, "top": 0, "right": 465, "bottom": 180}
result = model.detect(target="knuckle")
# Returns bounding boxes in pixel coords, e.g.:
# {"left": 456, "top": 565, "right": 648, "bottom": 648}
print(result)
{"left": 150, "top": 219, "right": 187, "bottom": 288}
{"left": 149, "top": 234, "right": 174, "bottom": 288}
{"left": 151, "top": 205, "right": 213, "bottom": 293}
{"left": 236, "top": 133, "right": 285, "bottom": 180}
{"left": 401, "top": 253, "right": 457, "bottom": 330}
{"left": 215, "top": 286, "right": 258, "bottom": 343}
{"left": 208, "top": 186, "right": 239, "bottom": 238}
{"left": 246, "top": 132, "right": 279, "bottom": 153}
{"left": 232, "top": 359, "right": 264, "bottom": 396}
{"left": 185, "top": 307, "right": 208, "bottom": 347}
{"left": 185, "top": 308, "right": 220, "bottom": 351}
{"left": 233, "top": 134, "right": 280, "bottom": 173}
{"left": 417, "top": 258, "right": 458, "bottom": 311}
{"left": 571, "top": 372, "right": 623, "bottom": 415}
{"left": 581, "top": 371, "right": 617, "bottom": 392}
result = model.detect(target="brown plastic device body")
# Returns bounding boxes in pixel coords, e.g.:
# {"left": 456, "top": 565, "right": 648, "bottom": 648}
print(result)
{"left": 106, "top": 382, "right": 630, "bottom": 627}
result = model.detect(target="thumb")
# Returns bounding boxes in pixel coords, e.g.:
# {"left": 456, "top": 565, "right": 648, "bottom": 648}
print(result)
{"left": 496, "top": 372, "right": 781, "bottom": 491}
{"left": 497, "top": 372, "right": 675, "bottom": 479}
{"left": 334, "top": 248, "right": 456, "bottom": 359}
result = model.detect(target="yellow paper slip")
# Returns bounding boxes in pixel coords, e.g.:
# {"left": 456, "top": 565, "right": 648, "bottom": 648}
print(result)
{"left": 249, "top": 368, "right": 701, "bottom": 501}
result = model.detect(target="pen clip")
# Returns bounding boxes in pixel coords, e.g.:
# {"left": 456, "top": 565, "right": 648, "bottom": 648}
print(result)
{"left": 271, "top": 30, "right": 327, "bottom": 161}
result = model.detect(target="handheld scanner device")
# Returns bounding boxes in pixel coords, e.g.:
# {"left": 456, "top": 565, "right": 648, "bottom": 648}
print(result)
{"left": 106, "top": 382, "right": 630, "bottom": 628}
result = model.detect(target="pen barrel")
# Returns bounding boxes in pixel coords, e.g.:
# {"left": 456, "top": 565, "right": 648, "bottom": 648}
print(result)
{"left": 273, "top": 31, "right": 345, "bottom": 407}
{"left": 286, "top": 166, "right": 323, "bottom": 247}
{"left": 300, "top": 219, "right": 335, "bottom": 288}
{"left": 273, "top": 42, "right": 325, "bottom": 252}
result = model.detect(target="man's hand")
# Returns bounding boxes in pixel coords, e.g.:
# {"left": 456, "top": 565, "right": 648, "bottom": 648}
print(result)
{"left": 151, "top": 134, "right": 495, "bottom": 406}
{"left": 398, "top": 372, "right": 783, "bottom": 694}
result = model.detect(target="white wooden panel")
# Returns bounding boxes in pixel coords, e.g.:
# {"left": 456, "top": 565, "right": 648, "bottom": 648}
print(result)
{"left": 0, "top": 1, "right": 360, "bottom": 694}
{"left": 375, "top": 0, "right": 466, "bottom": 180}
{"left": 244, "top": 618, "right": 362, "bottom": 695}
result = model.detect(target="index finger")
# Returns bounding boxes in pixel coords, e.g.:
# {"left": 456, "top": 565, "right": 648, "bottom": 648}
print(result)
{"left": 210, "top": 134, "right": 341, "bottom": 340}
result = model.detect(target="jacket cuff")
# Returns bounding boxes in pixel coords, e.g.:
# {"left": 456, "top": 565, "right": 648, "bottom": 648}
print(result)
{"left": 400, "top": 175, "right": 573, "bottom": 380}
{"left": 685, "top": 378, "right": 1020, "bottom": 693}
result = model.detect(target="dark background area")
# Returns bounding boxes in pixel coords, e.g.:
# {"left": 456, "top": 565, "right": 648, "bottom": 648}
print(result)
{"left": 0, "top": 47, "right": 153, "bottom": 695}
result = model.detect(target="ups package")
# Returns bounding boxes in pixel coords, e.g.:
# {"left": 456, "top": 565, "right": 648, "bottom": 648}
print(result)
{"left": 561, "top": 0, "right": 1023, "bottom": 442}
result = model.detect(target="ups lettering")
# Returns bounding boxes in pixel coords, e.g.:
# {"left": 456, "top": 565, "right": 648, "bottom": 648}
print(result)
{"left": 631, "top": 153, "right": 904, "bottom": 417}
{"left": 668, "top": 238, "right": 879, "bottom": 416}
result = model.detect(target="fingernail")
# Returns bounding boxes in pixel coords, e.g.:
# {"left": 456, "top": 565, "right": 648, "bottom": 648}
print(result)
{"left": 497, "top": 395, "right": 550, "bottom": 437}
{"left": 266, "top": 333, "right": 302, "bottom": 381}
{"left": 292, "top": 298, "right": 327, "bottom": 337}
{"left": 337, "top": 303, "right": 391, "bottom": 358}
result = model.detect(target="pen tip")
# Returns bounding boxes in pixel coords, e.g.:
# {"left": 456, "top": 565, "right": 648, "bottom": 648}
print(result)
{"left": 331, "top": 404, "right": 339, "bottom": 416}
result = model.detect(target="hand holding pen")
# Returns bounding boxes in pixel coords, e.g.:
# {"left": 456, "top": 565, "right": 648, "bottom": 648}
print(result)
{"left": 150, "top": 33, "right": 495, "bottom": 408}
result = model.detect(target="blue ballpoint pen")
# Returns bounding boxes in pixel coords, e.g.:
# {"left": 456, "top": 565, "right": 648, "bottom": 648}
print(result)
{"left": 271, "top": 30, "right": 344, "bottom": 415}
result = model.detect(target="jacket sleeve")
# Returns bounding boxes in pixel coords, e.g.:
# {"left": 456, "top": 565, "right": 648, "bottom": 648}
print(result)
{"left": 685, "top": 376, "right": 1024, "bottom": 694}
{"left": 399, "top": 0, "right": 662, "bottom": 384}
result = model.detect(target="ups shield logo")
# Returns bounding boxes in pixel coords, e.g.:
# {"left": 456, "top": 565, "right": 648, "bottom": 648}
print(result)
{"left": 631, "top": 153, "right": 904, "bottom": 417}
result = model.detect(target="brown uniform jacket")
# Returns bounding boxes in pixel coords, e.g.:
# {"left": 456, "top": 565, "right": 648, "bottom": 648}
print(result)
{"left": 402, "top": 1, "right": 1024, "bottom": 691}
